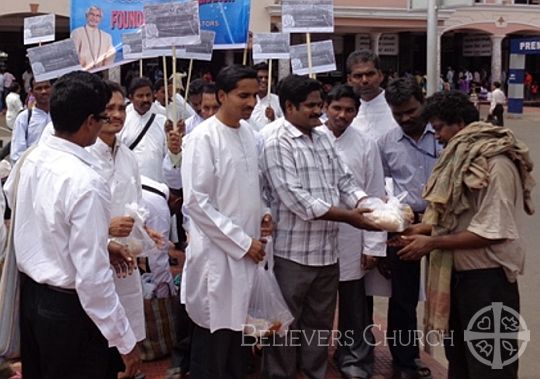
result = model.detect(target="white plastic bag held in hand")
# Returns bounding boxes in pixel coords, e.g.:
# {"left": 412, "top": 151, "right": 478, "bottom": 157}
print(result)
{"left": 360, "top": 192, "right": 414, "bottom": 232}
{"left": 244, "top": 238, "right": 294, "bottom": 338}
{"left": 111, "top": 202, "right": 157, "bottom": 256}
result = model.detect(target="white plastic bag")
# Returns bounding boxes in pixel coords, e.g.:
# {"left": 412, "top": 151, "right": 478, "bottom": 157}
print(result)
{"left": 360, "top": 192, "right": 414, "bottom": 232}
{"left": 244, "top": 238, "right": 294, "bottom": 338}
{"left": 111, "top": 203, "right": 157, "bottom": 256}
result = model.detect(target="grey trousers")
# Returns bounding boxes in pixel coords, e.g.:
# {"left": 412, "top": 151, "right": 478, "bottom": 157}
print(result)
{"left": 334, "top": 278, "right": 375, "bottom": 379}
{"left": 262, "top": 257, "right": 339, "bottom": 379}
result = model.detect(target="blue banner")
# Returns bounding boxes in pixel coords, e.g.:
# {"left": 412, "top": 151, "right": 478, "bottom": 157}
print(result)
{"left": 70, "top": 0, "right": 250, "bottom": 70}
{"left": 510, "top": 37, "right": 540, "bottom": 55}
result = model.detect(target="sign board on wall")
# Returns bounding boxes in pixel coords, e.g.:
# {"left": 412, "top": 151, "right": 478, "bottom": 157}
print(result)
{"left": 378, "top": 34, "right": 399, "bottom": 56}
{"left": 462, "top": 35, "right": 492, "bottom": 57}
{"left": 355, "top": 34, "right": 371, "bottom": 51}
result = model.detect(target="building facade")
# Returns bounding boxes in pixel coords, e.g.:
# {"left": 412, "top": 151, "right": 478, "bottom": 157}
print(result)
{"left": 1, "top": 0, "right": 539, "bottom": 85}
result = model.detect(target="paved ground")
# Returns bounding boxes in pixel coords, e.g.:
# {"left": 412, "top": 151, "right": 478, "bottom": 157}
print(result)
{"left": 2, "top": 104, "right": 539, "bottom": 378}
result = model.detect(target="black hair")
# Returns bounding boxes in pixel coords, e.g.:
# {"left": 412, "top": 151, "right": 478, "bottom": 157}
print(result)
{"left": 215, "top": 65, "right": 257, "bottom": 95}
{"left": 202, "top": 83, "right": 217, "bottom": 94}
{"left": 253, "top": 62, "right": 269, "bottom": 72}
{"left": 493, "top": 81, "right": 501, "bottom": 88}
{"left": 31, "top": 77, "right": 51, "bottom": 89}
{"left": 422, "top": 90, "right": 479, "bottom": 126}
{"left": 153, "top": 80, "right": 165, "bottom": 92}
{"left": 277, "top": 75, "right": 323, "bottom": 114}
{"left": 50, "top": 71, "right": 111, "bottom": 133}
{"left": 128, "top": 77, "right": 153, "bottom": 97}
{"left": 189, "top": 78, "right": 208, "bottom": 97}
{"left": 9, "top": 82, "right": 20, "bottom": 93}
{"left": 346, "top": 50, "right": 381, "bottom": 74}
{"left": 385, "top": 77, "right": 424, "bottom": 107}
{"left": 325, "top": 84, "right": 359, "bottom": 110}
{"left": 104, "top": 80, "right": 125, "bottom": 97}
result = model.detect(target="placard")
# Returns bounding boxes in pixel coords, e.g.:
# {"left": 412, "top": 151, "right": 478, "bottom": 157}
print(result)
{"left": 282, "top": 0, "right": 334, "bottom": 33}
{"left": 24, "top": 14, "right": 55, "bottom": 45}
{"left": 290, "top": 40, "right": 336, "bottom": 76}
{"left": 122, "top": 30, "right": 143, "bottom": 60}
{"left": 143, "top": 1, "right": 201, "bottom": 48}
{"left": 27, "top": 39, "right": 82, "bottom": 82}
{"left": 252, "top": 33, "right": 290, "bottom": 60}
{"left": 182, "top": 30, "right": 216, "bottom": 61}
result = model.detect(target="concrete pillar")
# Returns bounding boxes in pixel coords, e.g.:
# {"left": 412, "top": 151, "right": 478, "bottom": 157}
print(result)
{"left": 225, "top": 50, "right": 235, "bottom": 66}
{"left": 371, "top": 32, "right": 382, "bottom": 54}
{"left": 436, "top": 31, "right": 442, "bottom": 91}
{"left": 491, "top": 35, "right": 504, "bottom": 83}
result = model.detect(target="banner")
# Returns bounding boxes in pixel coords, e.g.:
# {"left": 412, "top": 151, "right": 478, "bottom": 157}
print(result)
{"left": 70, "top": 0, "right": 251, "bottom": 72}
{"left": 252, "top": 33, "right": 290, "bottom": 60}
{"left": 143, "top": 1, "right": 200, "bottom": 48}
{"left": 282, "top": 0, "right": 334, "bottom": 33}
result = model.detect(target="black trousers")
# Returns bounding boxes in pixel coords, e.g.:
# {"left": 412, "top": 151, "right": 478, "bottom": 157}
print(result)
{"left": 446, "top": 268, "right": 520, "bottom": 379}
{"left": 190, "top": 325, "right": 248, "bottom": 379}
{"left": 387, "top": 245, "right": 421, "bottom": 370}
{"left": 334, "top": 278, "right": 375, "bottom": 379}
{"left": 20, "top": 274, "right": 122, "bottom": 379}
{"left": 170, "top": 302, "right": 194, "bottom": 373}
{"left": 492, "top": 104, "right": 504, "bottom": 126}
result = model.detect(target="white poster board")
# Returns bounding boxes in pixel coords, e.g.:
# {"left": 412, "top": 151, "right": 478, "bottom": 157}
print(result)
{"left": 24, "top": 14, "right": 55, "bottom": 45}
{"left": 122, "top": 30, "right": 143, "bottom": 60}
{"left": 182, "top": 30, "right": 216, "bottom": 61}
{"left": 282, "top": 0, "right": 334, "bottom": 33}
{"left": 253, "top": 33, "right": 290, "bottom": 60}
{"left": 290, "top": 40, "right": 336, "bottom": 76}
{"left": 143, "top": 1, "right": 201, "bottom": 48}
{"left": 378, "top": 34, "right": 399, "bottom": 56}
{"left": 462, "top": 35, "right": 492, "bottom": 57}
{"left": 27, "top": 39, "right": 82, "bottom": 81}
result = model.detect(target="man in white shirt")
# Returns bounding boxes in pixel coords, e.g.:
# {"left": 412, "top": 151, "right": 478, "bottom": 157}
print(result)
{"left": 5, "top": 71, "right": 139, "bottom": 379}
{"left": 347, "top": 50, "right": 399, "bottom": 142}
{"left": 181, "top": 65, "right": 272, "bottom": 379}
{"left": 322, "top": 84, "right": 388, "bottom": 379}
{"left": 71, "top": 5, "right": 116, "bottom": 70}
{"left": 120, "top": 77, "right": 182, "bottom": 188}
{"left": 489, "top": 81, "right": 506, "bottom": 126}
{"left": 10, "top": 79, "right": 52, "bottom": 162}
{"left": 249, "top": 62, "right": 283, "bottom": 128}
{"left": 152, "top": 80, "right": 168, "bottom": 117}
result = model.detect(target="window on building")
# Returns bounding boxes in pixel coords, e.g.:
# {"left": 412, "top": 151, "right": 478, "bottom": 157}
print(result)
{"left": 514, "top": 0, "right": 540, "bottom": 4}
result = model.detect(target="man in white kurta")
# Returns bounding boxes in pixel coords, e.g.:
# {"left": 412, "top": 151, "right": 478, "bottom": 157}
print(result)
{"left": 71, "top": 5, "right": 115, "bottom": 70}
{"left": 119, "top": 77, "right": 182, "bottom": 189}
{"left": 181, "top": 65, "right": 269, "bottom": 379}
{"left": 321, "top": 84, "right": 388, "bottom": 379}
{"left": 249, "top": 63, "right": 283, "bottom": 129}
{"left": 346, "top": 50, "right": 399, "bottom": 142}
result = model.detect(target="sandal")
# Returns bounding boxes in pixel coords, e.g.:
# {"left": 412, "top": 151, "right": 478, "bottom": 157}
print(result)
{"left": 393, "top": 366, "right": 432, "bottom": 379}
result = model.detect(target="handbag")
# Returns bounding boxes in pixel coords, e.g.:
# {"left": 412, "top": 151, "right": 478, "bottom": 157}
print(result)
{"left": 138, "top": 258, "right": 179, "bottom": 361}
{"left": 0, "top": 146, "right": 36, "bottom": 359}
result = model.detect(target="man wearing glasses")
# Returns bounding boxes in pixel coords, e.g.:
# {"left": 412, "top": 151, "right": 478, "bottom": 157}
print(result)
{"left": 71, "top": 5, "right": 116, "bottom": 70}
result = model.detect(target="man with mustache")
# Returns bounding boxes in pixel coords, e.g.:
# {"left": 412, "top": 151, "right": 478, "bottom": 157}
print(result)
{"left": 181, "top": 65, "right": 272, "bottom": 379}
{"left": 120, "top": 77, "right": 182, "bottom": 189}
{"left": 347, "top": 50, "right": 399, "bottom": 142}
{"left": 260, "top": 75, "right": 379, "bottom": 379}
{"left": 378, "top": 77, "right": 442, "bottom": 379}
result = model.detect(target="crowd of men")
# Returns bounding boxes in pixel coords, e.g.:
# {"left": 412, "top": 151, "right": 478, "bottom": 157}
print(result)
{"left": 0, "top": 49, "right": 534, "bottom": 379}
